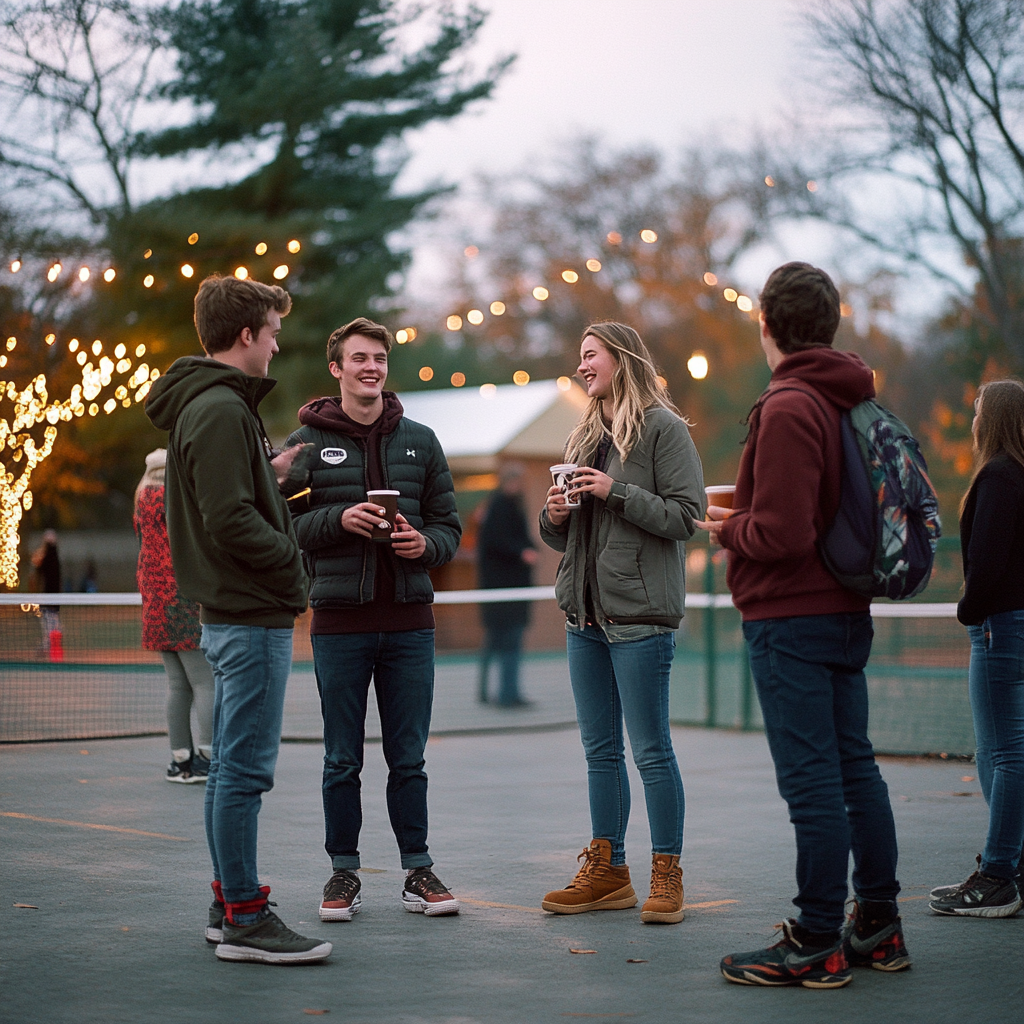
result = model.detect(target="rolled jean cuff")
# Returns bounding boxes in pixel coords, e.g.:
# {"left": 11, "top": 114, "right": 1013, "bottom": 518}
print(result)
{"left": 400, "top": 852, "right": 433, "bottom": 870}
{"left": 332, "top": 855, "right": 360, "bottom": 871}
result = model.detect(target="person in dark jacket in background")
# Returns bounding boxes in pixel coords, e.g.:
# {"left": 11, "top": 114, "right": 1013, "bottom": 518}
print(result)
{"left": 477, "top": 462, "right": 538, "bottom": 707}
{"left": 286, "top": 317, "right": 462, "bottom": 925}
{"left": 146, "top": 274, "right": 330, "bottom": 966}
{"left": 927, "top": 379, "right": 1024, "bottom": 918}
{"left": 31, "top": 529, "right": 62, "bottom": 649}
{"left": 698, "top": 262, "right": 910, "bottom": 988}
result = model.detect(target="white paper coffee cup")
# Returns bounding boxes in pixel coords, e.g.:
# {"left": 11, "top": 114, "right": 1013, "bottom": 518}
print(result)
{"left": 550, "top": 463, "right": 580, "bottom": 509}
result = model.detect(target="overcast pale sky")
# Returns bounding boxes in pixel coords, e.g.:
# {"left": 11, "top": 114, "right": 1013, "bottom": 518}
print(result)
{"left": 397, "top": 0, "right": 805, "bottom": 298}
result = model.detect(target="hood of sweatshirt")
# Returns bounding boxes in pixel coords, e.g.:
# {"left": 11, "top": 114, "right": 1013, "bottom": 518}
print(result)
{"left": 297, "top": 390, "right": 405, "bottom": 438}
{"left": 145, "top": 356, "right": 276, "bottom": 433}
{"left": 769, "top": 347, "right": 875, "bottom": 410}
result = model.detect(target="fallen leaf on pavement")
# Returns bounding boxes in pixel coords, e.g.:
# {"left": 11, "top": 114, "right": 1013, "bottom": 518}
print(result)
{"left": 626, "top": 958, "right": 648, "bottom": 963}
{"left": 13, "top": 904, "right": 39, "bottom": 909}
{"left": 569, "top": 948, "right": 597, "bottom": 954}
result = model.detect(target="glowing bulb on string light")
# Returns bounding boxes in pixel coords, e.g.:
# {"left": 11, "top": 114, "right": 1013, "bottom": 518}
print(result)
{"left": 446, "top": 315, "right": 463, "bottom": 331}
{"left": 396, "top": 330, "right": 409, "bottom": 344}
{"left": 479, "top": 383, "right": 497, "bottom": 398}
{"left": 91, "top": 340, "right": 102, "bottom": 356}
{"left": 532, "top": 286, "right": 549, "bottom": 301}
{"left": 606, "top": 231, "right": 622, "bottom": 245}
{"left": 6, "top": 336, "right": 15, "bottom": 351}
{"left": 556, "top": 376, "right": 572, "bottom": 392}
{"left": 234, "top": 267, "right": 248, "bottom": 280}
{"left": 640, "top": 229, "right": 658, "bottom": 243}
{"left": 181, "top": 264, "right": 194, "bottom": 278}
{"left": 136, "top": 344, "right": 146, "bottom": 357}
{"left": 765, "top": 176, "right": 775, "bottom": 187}
{"left": 287, "top": 240, "right": 301, "bottom": 254}
{"left": 736, "top": 295, "right": 753, "bottom": 313}
{"left": 513, "top": 370, "right": 530, "bottom": 385}
{"left": 10, "top": 259, "right": 21, "bottom": 273}
{"left": 273, "top": 265, "right": 288, "bottom": 280}
{"left": 586, "top": 259, "right": 601, "bottom": 272}
{"left": 45, "top": 334, "right": 55, "bottom": 346}
{"left": 69, "top": 339, "right": 79, "bottom": 352}
{"left": 723, "top": 288, "right": 738, "bottom": 302}
{"left": 419, "top": 366, "right": 434, "bottom": 382}
{"left": 561, "top": 270, "right": 578, "bottom": 284}
{"left": 188, "top": 232, "right": 199, "bottom": 244}
{"left": 806, "top": 181, "right": 818, "bottom": 192}
{"left": 489, "top": 301, "right": 505, "bottom": 316}
{"left": 143, "top": 275, "right": 154, "bottom": 288}
{"left": 451, "top": 372, "right": 466, "bottom": 387}
{"left": 143, "top": 249, "right": 152, "bottom": 259}
{"left": 78, "top": 267, "right": 90, "bottom": 282}
{"left": 255, "top": 242, "right": 268, "bottom": 255}
{"left": 103, "top": 268, "right": 115, "bottom": 282}
{"left": 47, "top": 263, "right": 62, "bottom": 282}
{"left": 463, "top": 245, "right": 479, "bottom": 258}
{"left": 115, "top": 344, "right": 126, "bottom": 358}
{"left": 703, "top": 272, "right": 718, "bottom": 286}
{"left": 687, "top": 352, "right": 709, "bottom": 380}
{"left": 466, "top": 309, "right": 484, "bottom": 325}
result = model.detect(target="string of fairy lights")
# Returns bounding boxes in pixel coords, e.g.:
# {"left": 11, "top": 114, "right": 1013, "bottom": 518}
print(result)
{"left": 405, "top": 229, "right": 761, "bottom": 393}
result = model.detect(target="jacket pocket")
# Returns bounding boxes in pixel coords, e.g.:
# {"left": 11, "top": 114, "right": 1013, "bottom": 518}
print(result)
{"left": 596, "top": 541, "right": 650, "bottom": 620}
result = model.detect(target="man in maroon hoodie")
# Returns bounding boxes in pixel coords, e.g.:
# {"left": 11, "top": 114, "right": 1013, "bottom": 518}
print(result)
{"left": 697, "top": 263, "right": 911, "bottom": 988}
{"left": 285, "top": 317, "right": 462, "bottom": 924}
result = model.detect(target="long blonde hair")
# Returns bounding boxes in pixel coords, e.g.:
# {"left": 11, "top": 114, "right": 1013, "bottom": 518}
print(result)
{"left": 960, "top": 379, "right": 1024, "bottom": 517}
{"left": 564, "top": 322, "right": 683, "bottom": 465}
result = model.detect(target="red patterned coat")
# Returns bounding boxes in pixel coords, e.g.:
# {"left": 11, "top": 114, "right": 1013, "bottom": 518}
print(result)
{"left": 135, "top": 485, "right": 202, "bottom": 651}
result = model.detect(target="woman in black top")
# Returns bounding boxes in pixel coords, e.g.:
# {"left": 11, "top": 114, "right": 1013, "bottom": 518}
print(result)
{"left": 929, "top": 380, "right": 1024, "bottom": 917}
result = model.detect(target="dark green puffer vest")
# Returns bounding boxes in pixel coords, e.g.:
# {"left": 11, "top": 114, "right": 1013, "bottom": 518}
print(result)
{"left": 285, "top": 417, "right": 461, "bottom": 607}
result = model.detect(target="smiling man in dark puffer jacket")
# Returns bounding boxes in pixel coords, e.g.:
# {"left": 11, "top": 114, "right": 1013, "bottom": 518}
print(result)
{"left": 286, "top": 317, "right": 462, "bottom": 924}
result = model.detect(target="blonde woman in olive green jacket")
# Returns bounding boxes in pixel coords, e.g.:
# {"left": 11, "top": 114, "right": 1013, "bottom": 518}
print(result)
{"left": 539, "top": 322, "right": 705, "bottom": 925}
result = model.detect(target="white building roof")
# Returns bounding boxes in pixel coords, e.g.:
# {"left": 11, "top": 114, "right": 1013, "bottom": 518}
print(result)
{"left": 397, "top": 379, "right": 588, "bottom": 469}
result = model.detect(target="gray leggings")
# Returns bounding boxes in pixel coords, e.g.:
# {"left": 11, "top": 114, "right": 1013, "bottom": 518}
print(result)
{"left": 162, "top": 649, "right": 215, "bottom": 753}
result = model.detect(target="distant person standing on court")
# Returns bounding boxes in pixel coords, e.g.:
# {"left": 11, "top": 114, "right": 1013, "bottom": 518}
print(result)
{"left": 145, "top": 274, "right": 331, "bottom": 965}
{"left": 286, "top": 317, "right": 462, "bottom": 924}
{"left": 477, "top": 462, "right": 537, "bottom": 706}
{"left": 697, "top": 262, "right": 910, "bottom": 988}
{"left": 134, "top": 447, "right": 214, "bottom": 785}
{"left": 31, "top": 529, "right": 62, "bottom": 655}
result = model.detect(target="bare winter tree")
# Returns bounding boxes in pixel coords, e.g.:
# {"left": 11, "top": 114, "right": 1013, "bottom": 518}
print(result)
{"left": 0, "top": 0, "right": 163, "bottom": 228}
{"left": 799, "top": 0, "right": 1024, "bottom": 362}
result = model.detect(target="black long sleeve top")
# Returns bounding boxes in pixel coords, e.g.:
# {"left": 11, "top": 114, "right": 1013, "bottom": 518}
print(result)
{"left": 958, "top": 452, "right": 1024, "bottom": 625}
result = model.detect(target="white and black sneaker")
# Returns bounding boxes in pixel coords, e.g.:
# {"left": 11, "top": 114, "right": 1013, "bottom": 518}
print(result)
{"left": 401, "top": 867, "right": 459, "bottom": 916}
{"left": 319, "top": 868, "right": 362, "bottom": 922}
{"left": 929, "top": 870, "right": 1021, "bottom": 918}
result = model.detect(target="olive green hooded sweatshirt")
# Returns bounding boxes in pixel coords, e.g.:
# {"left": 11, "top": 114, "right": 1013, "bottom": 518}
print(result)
{"left": 145, "top": 356, "right": 306, "bottom": 627}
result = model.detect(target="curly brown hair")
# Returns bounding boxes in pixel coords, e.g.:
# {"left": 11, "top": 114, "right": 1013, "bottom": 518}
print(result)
{"left": 759, "top": 262, "right": 841, "bottom": 354}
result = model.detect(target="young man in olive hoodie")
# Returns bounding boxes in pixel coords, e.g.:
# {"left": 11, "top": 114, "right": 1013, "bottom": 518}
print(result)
{"left": 697, "top": 263, "right": 910, "bottom": 988}
{"left": 146, "top": 275, "right": 331, "bottom": 965}
{"left": 286, "top": 318, "right": 462, "bottom": 922}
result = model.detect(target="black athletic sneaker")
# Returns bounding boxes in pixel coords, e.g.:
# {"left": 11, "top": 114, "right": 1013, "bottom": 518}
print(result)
{"left": 216, "top": 906, "right": 332, "bottom": 964}
{"left": 929, "top": 871, "right": 1021, "bottom": 918}
{"left": 320, "top": 868, "right": 362, "bottom": 922}
{"left": 166, "top": 757, "right": 194, "bottom": 783}
{"left": 842, "top": 898, "right": 912, "bottom": 971}
{"left": 931, "top": 854, "right": 981, "bottom": 899}
{"left": 721, "top": 919, "right": 851, "bottom": 989}
{"left": 206, "top": 898, "right": 224, "bottom": 943}
{"left": 189, "top": 752, "right": 211, "bottom": 782}
{"left": 401, "top": 867, "right": 460, "bottom": 916}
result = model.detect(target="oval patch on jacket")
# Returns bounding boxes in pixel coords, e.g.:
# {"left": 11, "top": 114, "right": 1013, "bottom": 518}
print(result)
{"left": 320, "top": 447, "right": 348, "bottom": 465}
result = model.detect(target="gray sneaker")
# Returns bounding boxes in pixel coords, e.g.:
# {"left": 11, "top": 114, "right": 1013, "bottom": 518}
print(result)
{"left": 929, "top": 871, "right": 1021, "bottom": 918}
{"left": 215, "top": 907, "right": 332, "bottom": 964}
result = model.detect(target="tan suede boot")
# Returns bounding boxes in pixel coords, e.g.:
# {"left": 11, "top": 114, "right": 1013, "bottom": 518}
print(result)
{"left": 640, "top": 854, "right": 684, "bottom": 924}
{"left": 541, "top": 838, "right": 638, "bottom": 914}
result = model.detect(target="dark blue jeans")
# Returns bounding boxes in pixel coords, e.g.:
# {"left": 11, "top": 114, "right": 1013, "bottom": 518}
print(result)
{"left": 743, "top": 613, "right": 900, "bottom": 934}
{"left": 968, "top": 611, "right": 1024, "bottom": 879}
{"left": 479, "top": 624, "right": 526, "bottom": 705}
{"left": 200, "top": 624, "right": 293, "bottom": 905}
{"left": 566, "top": 626, "right": 684, "bottom": 863}
{"left": 312, "top": 629, "right": 435, "bottom": 871}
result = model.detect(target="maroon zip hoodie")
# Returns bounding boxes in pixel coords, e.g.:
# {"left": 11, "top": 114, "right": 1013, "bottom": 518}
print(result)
{"left": 720, "top": 347, "right": 876, "bottom": 621}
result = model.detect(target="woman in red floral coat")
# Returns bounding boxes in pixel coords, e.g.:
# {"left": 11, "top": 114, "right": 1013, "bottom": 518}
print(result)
{"left": 135, "top": 448, "right": 214, "bottom": 783}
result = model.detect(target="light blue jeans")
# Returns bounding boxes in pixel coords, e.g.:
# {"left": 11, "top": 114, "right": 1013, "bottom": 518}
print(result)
{"left": 200, "top": 624, "right": 293, "bottom": 907}
{"left": 566, "top": 626, "right": 684, "bottom": 864}
{"left": 968, "top": 611, "right": 1024, "bottom": 879}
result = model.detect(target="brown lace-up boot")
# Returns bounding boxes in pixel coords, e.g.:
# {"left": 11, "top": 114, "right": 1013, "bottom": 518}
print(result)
{"left": 640, "top": 853, "right": 684, "bottom": 924}
{"left": 541, "top": 838, "right": 638, "bottom": 914}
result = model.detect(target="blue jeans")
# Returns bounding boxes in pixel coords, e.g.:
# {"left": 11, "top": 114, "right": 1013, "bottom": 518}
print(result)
{"left": 968, "top": 611, "right": 1024, "bottom": 879}
{"left": 312, "top": 629, "right": 435, "bottom": 871}
{"left": 566, "top": 626, "right": 684, "bottom": 863}
{"left": 744, "top": 613, "right": 900, "bottom": 934}
{"left": 479, "top": 624, "right": 526, "bottom": 705}
{"left": 200, "top": 624, "right": 293, "bottom": 905}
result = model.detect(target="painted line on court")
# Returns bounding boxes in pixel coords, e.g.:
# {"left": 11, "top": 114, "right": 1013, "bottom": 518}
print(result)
{"left": 0, "top": 811, "right": 190, "bottom": 842}
{"left": 459, "top": 897, "right": 739, "bottom": 914}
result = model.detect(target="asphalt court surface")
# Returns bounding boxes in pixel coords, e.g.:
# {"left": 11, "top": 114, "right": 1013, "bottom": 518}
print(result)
{"left": 1, "top": 725, "right": 1021, "bottom": 1024}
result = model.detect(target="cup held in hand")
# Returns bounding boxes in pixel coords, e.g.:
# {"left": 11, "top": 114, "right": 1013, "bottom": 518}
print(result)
{"left": 366, "top": 489, "right": 400, "bottom": 543}
{"left": 704, "top": 484, "right": 735, "bottom": 519}
{"left": 550, "top": 463, "right": 580, "bottom": 509}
